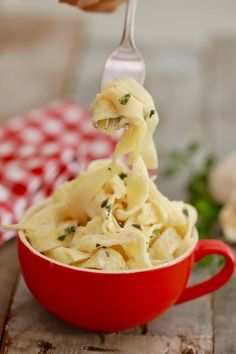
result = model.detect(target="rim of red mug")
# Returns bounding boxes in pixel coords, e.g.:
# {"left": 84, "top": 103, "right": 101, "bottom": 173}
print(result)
{"left": 18, "top": 198, "right": 199, "bottom": 274}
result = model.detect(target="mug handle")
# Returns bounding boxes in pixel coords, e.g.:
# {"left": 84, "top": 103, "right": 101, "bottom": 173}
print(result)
{"left": 176, "top": 240, "right": 235, "bottom": 304}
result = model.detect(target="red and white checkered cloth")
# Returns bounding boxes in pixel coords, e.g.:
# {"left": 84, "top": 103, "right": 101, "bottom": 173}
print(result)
{"left": 0, "top": 100, "right": 116, "bottom": 245}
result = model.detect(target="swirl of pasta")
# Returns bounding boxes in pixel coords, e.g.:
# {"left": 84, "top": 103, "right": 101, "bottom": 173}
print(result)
{"left": 6, "top": 77, "right": 198, "bottom": 271}
{"left": 93, "top": 77, "right": 159, "bottom": 218}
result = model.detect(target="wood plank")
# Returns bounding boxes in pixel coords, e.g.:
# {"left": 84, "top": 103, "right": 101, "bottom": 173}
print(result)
{"left": 3, "top": 277, "right": 143, "bottom": 354}
{"left": 84, "top": 331, "right": 210, "bottom": 354}
{"left": 4, "top": 270, "right": 214, "bottom": 354}
{"left": 4, "top": 277, "right": 99, "bottom": 354}
{"left": 0, "top": 239, "right": 19, "bottom": 349}
{"left": 213, "top": 249, "right": 236, "bottom": 354}
{"left": 93, "top": 334, "right": 182, "bottom": 354}
{"left": 148, "top": 267, "right": 213, "bottom": 354}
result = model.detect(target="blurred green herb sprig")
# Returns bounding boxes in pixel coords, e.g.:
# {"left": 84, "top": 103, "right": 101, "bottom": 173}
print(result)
{"left": 163, "top": 142, "right": 222, "bottom": 239}
{"left": 163, "top": 142, "right": 222, "bottom": 267}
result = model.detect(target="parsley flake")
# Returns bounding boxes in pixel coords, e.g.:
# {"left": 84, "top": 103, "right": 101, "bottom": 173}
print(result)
{"left": 132, "top": 224, "right": 142, "bottom": 230}
{"left": 105, "top": 204, "right": 112, "bottom": 215}
{"left": 57, "top": 235, "right": 66, "bottom": 241}
{"left": 149, "top": 109, "right": 155, "bottom": 118}
{"left": 64, "top": 225, "right": 76, "bottom": 235}
{"left": 105, "top": 206, "right": 112, "bottom": 220}
{"left": 153, "top": 229, "right": 161, "bottom": 236}
{"left": 119, "top": 93, "right": 131, "bottom": 105}
{"left": 101, "top": 199, "right": 109, "bottom": 208}
{"left": 119, "top": 172, "right": 128, "bottom": 180}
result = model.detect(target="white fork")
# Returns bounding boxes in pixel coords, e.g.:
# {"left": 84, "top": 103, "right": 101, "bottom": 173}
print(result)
{"left": 95, "top": 0, "right": 145, "bottom": 131}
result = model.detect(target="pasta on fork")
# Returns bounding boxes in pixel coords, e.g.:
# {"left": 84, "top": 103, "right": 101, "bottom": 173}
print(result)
{"left": 8, "top": 77, "right": 198, "bottom": 271}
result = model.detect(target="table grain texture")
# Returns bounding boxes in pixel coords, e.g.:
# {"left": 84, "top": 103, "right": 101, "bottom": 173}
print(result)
{"left": 0, "top": 7, "right": 236, "bottom": 354}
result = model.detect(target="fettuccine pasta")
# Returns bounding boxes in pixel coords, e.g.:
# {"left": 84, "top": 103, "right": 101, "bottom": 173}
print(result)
{"left": 9, "top": 77, "right": 198, "bottom": 271}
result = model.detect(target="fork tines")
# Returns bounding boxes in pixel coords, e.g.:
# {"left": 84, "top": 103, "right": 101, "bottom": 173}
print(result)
{"left": 94, "top": 119, "right": 129, "bottom": 131}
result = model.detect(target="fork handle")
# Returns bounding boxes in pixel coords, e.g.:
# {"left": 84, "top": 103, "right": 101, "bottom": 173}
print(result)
{"left": 120, "top": 0, "right": 137, "bottom": 49}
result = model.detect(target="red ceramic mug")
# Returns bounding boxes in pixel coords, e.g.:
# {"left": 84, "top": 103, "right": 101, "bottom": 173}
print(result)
{"left": 18, "top": 227, "right": 235, "bottom": 333}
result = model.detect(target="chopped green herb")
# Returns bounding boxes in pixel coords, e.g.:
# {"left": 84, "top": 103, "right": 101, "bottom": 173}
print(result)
{"left": 149, "top": 109, "right": 155, "bottom": 118}
{"left": 105, "top": 204, "right": 112, "bottom": 214}
{"left": 58, "top": 225, "right": 76, "bottom": 241}
{"left": 132, "top": 224, "right": 142, "bottom": 230}
{"left": 162, "top": 141, "right": 222, "bottom": 268}
{"left": 153, "top": 229, "right": 160, "bottom": 236}
{"left": 119, "top": 172, "right": 128, "bottom": 180}
{"left": 119, "top": 93, "right": 131, "bottom": 105}
{"left": 101, "top": 199, "right": 109, "bottom": 208}
{"left": 64, "top": 225, "right": 76, "bottom": 235}
{"left": 57, "top": 235, "right": 66, "bottom": 241}
{"left": 105, "top": 205, "right": 111, "bottom": 219}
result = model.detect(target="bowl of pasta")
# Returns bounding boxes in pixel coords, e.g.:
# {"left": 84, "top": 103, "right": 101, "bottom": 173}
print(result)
{"left": 17, "top": 219, "right": 235, "bottom": 332}
{"left": 9, "top": 77, "right": 235, "bottom": 332}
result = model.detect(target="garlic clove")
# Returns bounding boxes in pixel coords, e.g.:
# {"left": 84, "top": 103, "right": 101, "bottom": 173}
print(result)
{"left": 209, "top": 151, "right": 236, "bottom": 204}
{"left": 219, "top": 193, "right": 236, "bottom": 243}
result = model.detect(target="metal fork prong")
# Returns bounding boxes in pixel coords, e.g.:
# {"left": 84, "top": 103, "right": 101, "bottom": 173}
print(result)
{"left": 104, "top": 119, "right": 110, "bottom": 129}
{"left": 114, "top": 119, "right": 120, "bottom": 130}
{"left": 95, "top": 121, "right": 99, "bottom": 128}
{"left": 101, "top": 0, "right": 145, "bottom": 88}
{"left": 125, "top": 123, "right": 129, "bottom": 131}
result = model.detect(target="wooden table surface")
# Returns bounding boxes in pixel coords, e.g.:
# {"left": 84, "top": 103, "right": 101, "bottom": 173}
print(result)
{"left": 0, "top": 5, "right": 236, "bottom": 354}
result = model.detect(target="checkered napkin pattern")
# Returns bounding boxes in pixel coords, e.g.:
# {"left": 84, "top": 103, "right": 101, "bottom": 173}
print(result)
{"left": 0, "top": 100, "right": 116, "bottom": 245}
